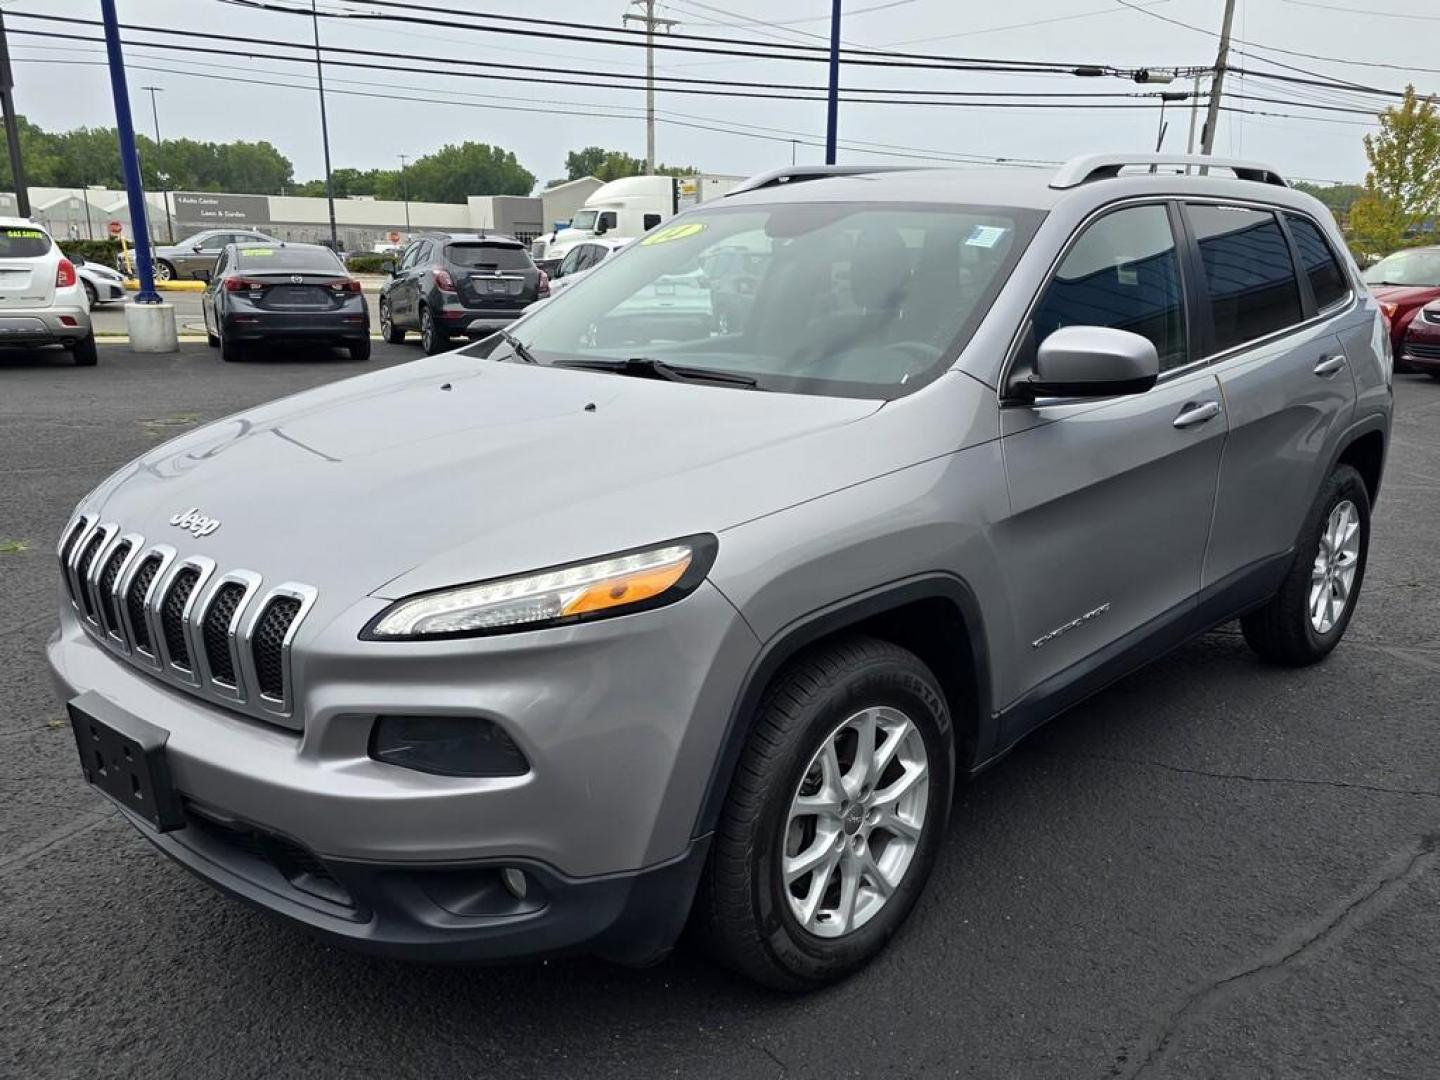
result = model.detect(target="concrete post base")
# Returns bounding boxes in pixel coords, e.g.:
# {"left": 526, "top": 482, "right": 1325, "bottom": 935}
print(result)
{"left": 125, "top": 302, "right": 179, "bottom": 353}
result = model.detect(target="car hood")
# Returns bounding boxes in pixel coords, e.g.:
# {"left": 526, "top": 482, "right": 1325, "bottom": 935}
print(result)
{"left": 83, "top": 353, "right": 885, "bottom": 605}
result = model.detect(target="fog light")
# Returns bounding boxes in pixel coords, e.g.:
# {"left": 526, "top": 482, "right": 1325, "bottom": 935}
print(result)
{"left": 370, "top": 715, "right": 529, "bottom": 777}
{"left": 501, "top": 867, "right": 528, "bottom": 900}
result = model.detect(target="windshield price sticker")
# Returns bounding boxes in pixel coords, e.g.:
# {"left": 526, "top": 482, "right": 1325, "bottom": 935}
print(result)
{"left": 641, "top": 222, "right": 708, "bottom": 246}
{"left": 965, "top": 225, "right": 1008, "bottom": 249}
{"left": 3, "top": 229, "right": 44, "bottom": 239}
{"left": 240, "top": 248, "right": 275, "bottom": 257}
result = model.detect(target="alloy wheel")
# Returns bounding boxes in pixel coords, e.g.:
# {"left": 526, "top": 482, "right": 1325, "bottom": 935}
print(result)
{"left": 1310, "top": 498, "right": 1360, "bottom": 634}
{"left": 782, "top": 706, "right": 930, "bottom": 939}
{"left": 152, "top": 260, "right": 172, "bottom": 282}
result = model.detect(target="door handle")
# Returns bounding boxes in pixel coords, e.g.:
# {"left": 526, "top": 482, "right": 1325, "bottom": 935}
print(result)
{"left": 1173, "top": 400, "right": 1222, "bottom": 429}
{"left": 1314, "top": 354, "right": 1347, "bottom": 376}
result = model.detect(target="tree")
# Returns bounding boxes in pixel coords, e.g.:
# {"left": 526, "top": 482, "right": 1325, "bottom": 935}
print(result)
{"left": 1350, "top": 86, "right": 1440, "bottom": 254}
{"left": 399, "top": 142, "right": 534, "bottom": 202}
{"left": 1291, "top": 181, "right": 1364, "bottom": 216}
{"left": 561, "top": 145, "right": 699, "bottom": 183}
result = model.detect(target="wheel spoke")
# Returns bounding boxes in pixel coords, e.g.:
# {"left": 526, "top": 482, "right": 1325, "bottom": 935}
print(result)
{"left": 797, "top": 851, "right": 841, "bottom": 928}
{"left": 849, "top": 709, "right": 878, "bottom": 792}
{"left": 834, "top": 851, "right": 861, "bottom": 933}
{"left": 873, "top": 718, "right": 912, "bottom": 779}
{"left": 785, "top": 830, "right": 840, "bottom": 883}
{"left": 874, "top": 760, "right": 927, "bottom": 806}
{"left": 858, "top": 844, "right": 896, "bottom": 898}
{"left": 872, "top": 806, "right": 922, "bottom": 841}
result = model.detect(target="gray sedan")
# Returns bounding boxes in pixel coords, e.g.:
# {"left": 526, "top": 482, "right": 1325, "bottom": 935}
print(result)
{"left": 121, "top": 227, "right": 280, "bottom": 281}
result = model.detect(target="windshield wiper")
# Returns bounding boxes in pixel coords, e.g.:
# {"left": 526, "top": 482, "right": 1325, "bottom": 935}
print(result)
{"left": 492, "top": 328, "right": 538, "bottom": 364}
{"left": 552, "top": 356, "right": 760, "bottom": 389}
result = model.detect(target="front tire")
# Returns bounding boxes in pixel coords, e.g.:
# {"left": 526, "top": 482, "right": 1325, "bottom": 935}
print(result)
{"left": 153, "top": 259, "right": 175, "bottom": 282}
{"left": 83, "top": 281, "right": 98, "bottom": 310}
{"left": 419, "top": 305, "right": 447, "bottom": 355}
{"left": 1242, "top": 464, "right": 1370, "bottom": 666}
{"left": 695, "top": 636, "right": 953, "bottom": 990}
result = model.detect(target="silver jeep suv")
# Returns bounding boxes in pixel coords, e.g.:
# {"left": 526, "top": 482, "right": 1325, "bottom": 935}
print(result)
{"left": 49, "top": 155, "right": 1391, "bottom": 989}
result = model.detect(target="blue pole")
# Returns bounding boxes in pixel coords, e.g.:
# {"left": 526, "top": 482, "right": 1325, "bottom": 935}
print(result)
{"left": 100, "top": 0, "right": 159, "bottom": 303}
{"left": 825, "top": 0, "right": 841, "bottom": 165}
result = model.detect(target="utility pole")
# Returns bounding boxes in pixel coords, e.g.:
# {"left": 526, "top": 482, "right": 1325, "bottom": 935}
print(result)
{"left": 0, "top": 11, "right": 30, "bottom": 218}
{"left": 623, "top": 0, "right": 678, "bottom": 175}
{"left": 1186, "top": 71, "right": 1203, "bottom": 155}
{"left": 99, "top": 0, "right": 159, "bottom": 305}
{"left": 1199, "top": 0, "right": 1237, "bottom": 157}
{"left": 825, "top": 0, "right": 842, "bottom": 165}
{"left": 140, "top": 85, "right": 173, "bottom": 243}
{"left": 311, "top": 0, "right": 339, "bottom": 251}
{"left": 397, "top": 153, "right": 411, "bottom": 233}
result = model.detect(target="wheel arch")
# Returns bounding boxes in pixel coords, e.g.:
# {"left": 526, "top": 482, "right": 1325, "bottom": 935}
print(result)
{"left": 692, "top": 574, "right": 994, "bottom": 840}
{"left": 1333, "top": 422, "right": 1387, "bottom": 508}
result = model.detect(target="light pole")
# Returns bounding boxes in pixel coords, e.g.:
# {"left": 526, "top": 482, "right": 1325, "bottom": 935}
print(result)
{"left": 397, "top": 153, "right": 411, "bottom": 234}
{"left": 140, "top": 85, "right": 173, "bottom": 243}
{"left": 311, "top": 0, "right": 338, "bottom": 251}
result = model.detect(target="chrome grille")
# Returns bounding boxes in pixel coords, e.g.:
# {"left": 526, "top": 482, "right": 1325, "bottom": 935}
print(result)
{"left": 58, "top": 516, "right": 316, "bottom": 728}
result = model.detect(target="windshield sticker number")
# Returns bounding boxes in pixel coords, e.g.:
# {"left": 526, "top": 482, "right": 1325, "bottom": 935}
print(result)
{"left": 965, "top": 225, "right": 1007, "bottom": 249}
{"left": 641, "top": 222, "right": 707, "bottom": 246}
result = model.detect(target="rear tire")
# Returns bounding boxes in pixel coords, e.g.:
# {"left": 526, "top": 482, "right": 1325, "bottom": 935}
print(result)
{"left": 694, "top": 636, "right": 954, "bottom": 990}
{"left": 83, "top": 281, "right": 98, "bottom": 310}
{"left": 1242, "top": 464, "right": 1370, "bottom": 666}
{"left": 379, "top": 299, "right": 405, "bottom": 344}
{"left": 153, "top": 259, "right": 175, "bottom": 282}
{"left": 71, "top": 333, "right": 98, "bottom": 367}
{"left": 348, "top": 337, "right": 371, "bottom": 362}
{"left": 206, "top": 330, "right": 220, "bottom": 348}
{"left": 419, "top": 306, "right": 447, "bottom": 355}
{"left": 220, "top": 329, "right": 246, "bottom": 363}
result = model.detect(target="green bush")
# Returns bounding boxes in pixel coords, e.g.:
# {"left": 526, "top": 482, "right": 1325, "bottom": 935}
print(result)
{"left": 343, "top": 253, "right": 393, "bottom": 274}
{"left": 58, "top": 239, "right": 124, "bottom": 270}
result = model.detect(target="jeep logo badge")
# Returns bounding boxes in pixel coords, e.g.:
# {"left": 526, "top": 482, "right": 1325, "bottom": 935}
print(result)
{"left": 169, "top": 507, "right": 221, "bottom": 538}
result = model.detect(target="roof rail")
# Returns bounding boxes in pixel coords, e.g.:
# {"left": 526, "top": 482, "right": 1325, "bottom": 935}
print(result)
{"left": 725, "top": 165, "right": 921, "bottom": 197}
{"left": 1050, "top": 153, "right": 1288, "bottom": 190}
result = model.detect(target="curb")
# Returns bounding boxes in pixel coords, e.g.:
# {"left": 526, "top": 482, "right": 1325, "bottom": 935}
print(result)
{"left": 121, "top": 279, "right": 207, "bottom": 293}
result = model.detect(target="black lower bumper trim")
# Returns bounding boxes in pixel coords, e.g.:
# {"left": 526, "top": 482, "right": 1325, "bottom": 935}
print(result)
{"left": 122, "top": 803, "right": 711, "bottom": 966}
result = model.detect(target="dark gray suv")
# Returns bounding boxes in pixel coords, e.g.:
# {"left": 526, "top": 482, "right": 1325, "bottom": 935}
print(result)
{"left": 50, "top": 155, "right": 1391, "bottom": 990}
{"left": 378, "top": 233, "right": 548, "bottom": 354}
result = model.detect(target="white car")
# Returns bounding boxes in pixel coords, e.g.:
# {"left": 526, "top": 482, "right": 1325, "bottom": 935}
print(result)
{"left": 0, "top": 218, "right": 97, "bottom": 365}
{"left": 547, "top": 237, "right": 632, "bottom": 298}
{"left": 74, "top": 256, "right": 128, "bottom": 308}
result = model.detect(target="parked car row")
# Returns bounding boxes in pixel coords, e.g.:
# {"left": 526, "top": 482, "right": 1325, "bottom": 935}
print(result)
{"left": 1362, "top": 246, "right": 1440, "bottom": 378}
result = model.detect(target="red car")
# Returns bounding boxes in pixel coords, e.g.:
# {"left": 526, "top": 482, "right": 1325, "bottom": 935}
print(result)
{"left": 1363, "top": 246, "right": 1440, "bottom": 375}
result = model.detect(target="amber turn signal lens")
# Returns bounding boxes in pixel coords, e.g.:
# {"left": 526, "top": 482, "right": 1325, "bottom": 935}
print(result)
{"left": 560, "top": 556, "right": 692, "bottom": 616}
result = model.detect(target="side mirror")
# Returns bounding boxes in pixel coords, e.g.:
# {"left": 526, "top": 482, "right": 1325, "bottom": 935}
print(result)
{"left": 382, "top": 259, "right": 396, "bottom": 276}
{"left": 1022, "top": 326, "right": 1159, "bottom": 400}
{"left": 192, "top": 244, "right": 204, "bottom": 253}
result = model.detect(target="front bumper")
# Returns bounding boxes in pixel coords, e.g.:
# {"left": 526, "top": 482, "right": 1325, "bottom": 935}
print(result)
{"left": 47, "top": 579, "right": 758, "bottom": 961}
{"left": 1400, "top": 322, "right": 1440, "bottom": 372}
{"left": 0, "top": 304, "right": 92, "bottom": 345}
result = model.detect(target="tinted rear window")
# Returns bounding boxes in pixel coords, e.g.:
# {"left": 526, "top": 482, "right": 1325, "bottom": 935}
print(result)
{"left": 0, "top": 227, "right": 51, "bottom": 258}
{"left": 447, "top": 243, "right": 530, "bottom": 271}
{"left": 1286, "top": 214, "right": 1349, "bottom": 310}
{"left": 1188, "top": 205, "right": 1303, "bottom": 352}
{"left": 233, "top": 246, "right": 343, "bottom": 273}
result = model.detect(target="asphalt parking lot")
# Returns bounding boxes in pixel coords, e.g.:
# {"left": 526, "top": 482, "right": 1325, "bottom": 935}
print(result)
{"left": 2, "top": 342, "right": 1438, "bottom": 1079}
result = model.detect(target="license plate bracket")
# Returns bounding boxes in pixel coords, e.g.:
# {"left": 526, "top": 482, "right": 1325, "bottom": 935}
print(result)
{"left": 68, "top": 691, "right": 185, "bottom": 832}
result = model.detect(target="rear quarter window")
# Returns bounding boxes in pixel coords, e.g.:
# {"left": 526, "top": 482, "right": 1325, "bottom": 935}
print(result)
{"left": 0, "top": 228, "right": 52, "bottom": 258}
{"left": 1285, "top": 213, "right": 1350, "bottom": 310}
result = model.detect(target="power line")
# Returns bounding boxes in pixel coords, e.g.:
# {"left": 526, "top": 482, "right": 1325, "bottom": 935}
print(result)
{"left": 5, "top": 23, "right": 1184, "bottom": 108}
{"left": 1279, "top": 0, "right": 1440, "bottom": 20}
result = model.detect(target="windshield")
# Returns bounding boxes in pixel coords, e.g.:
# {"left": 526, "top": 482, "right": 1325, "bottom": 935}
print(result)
{"left": 232, "top": 246, "right": 344, "bottom": 274}
{"left": 571, "top": 210, "right": 599, "bottom": 231}
{"left": 500, "top": 202, "right": 1040, "bottom": 398}
{"left": 447, "top": 243, "right": 530, "bottom": 271}
{"left": 1363, "top": 249, "right": 1440, "bottom": 287}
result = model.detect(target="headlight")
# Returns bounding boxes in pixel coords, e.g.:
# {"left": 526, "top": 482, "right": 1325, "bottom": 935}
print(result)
{"left": 363, "top": 535, "right": 717, "bottom": 639}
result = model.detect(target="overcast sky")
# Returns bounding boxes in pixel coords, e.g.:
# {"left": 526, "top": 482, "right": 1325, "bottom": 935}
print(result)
{"left": 8, "top": 0, "right": 1435, "bottom": 191}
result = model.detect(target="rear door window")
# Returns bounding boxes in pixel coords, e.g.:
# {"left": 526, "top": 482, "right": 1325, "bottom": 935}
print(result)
{"left": 1187, "top": 205, "right": 1303, "bottom": 353}
{"left": 447, "top": 243, "right": 530, "bottom": 271}
{"left": 0, "top": 227, "right": 51, "bottom": 258}
{"left": 1285, "top": 213, "right": 1350, "bottom": 311}
{"left": 1030, "top": 204, "right": 1189, "bottom": 371}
